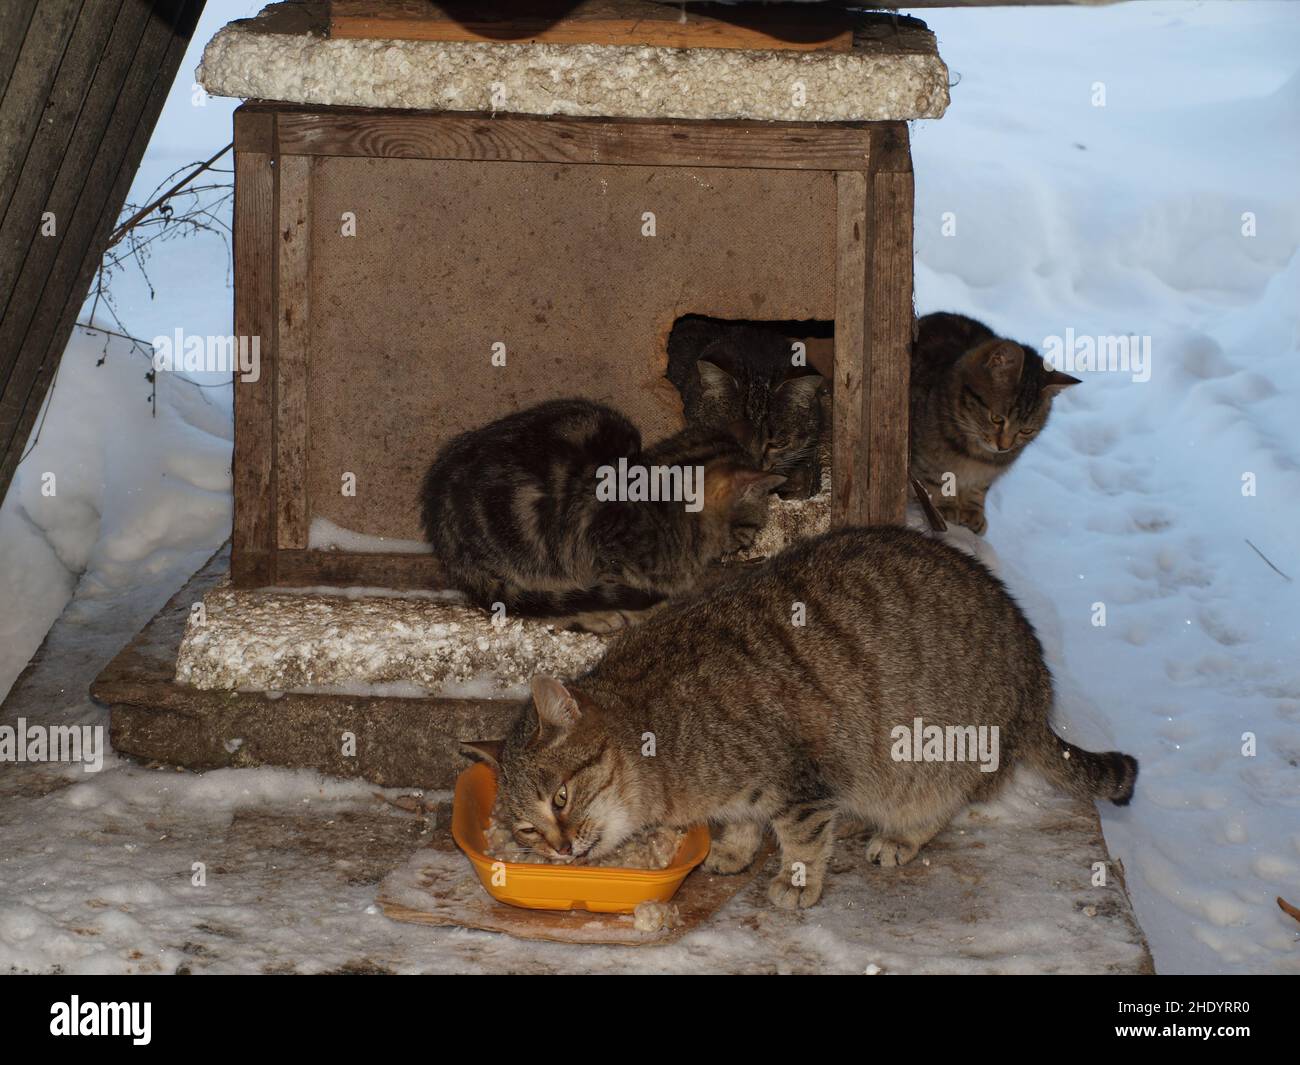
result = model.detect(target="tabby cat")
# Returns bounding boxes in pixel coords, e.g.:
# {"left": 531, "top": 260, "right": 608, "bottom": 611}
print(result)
{"left": 666, "top": 316, "right": 826, "bottom": 498}
{"left": 419, "top": 398, "right": 783, "bottom": 633}
{"left": 911, "top": 312, "right": 1080, "bottom": 534}
{"left": 464, "top": 525, "right": 1138, "bottom": 909}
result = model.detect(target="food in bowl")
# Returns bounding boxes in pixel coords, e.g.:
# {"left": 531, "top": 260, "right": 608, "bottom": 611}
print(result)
{"left": 485, "top": 809, "right": 684, "bottom": 869}
{"left": 451, "top": 762, "right": 710, "bottom": 913}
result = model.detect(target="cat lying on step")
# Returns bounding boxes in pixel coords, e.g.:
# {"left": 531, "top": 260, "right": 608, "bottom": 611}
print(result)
{"left": 464, "top": 525, "right": 1137, "bottom": 909}
{"left": 419, "top": 398, "right": 783, "bottom": 633}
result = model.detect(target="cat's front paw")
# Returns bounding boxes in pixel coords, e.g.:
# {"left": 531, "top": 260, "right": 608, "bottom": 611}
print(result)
{"left": 935, "top": 499, "right": 962, "bottom": 526}
{"left": 704, "top": 823, "right": 762, "bottom": 874}
{"left": 729, "top": 525, "right": 759, "bottom": 551}
{"left": 866, "top": 834, "right": 920, "bottom": 868}
{"left": 705, "top": 849, "right": 754, "bottom": 875}
{"left": 767, "top": 873, "right": 823, "bottom": 910}
{"left": 955, "top": 507, "right": 987, "bottom": 536}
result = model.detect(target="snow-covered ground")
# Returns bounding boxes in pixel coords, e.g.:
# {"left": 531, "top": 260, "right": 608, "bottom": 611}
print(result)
{"left": 0, "top": 332, "right": 232, "bottom": 702}
{"left": 0, "top": 0, "right": 250, "bottom": 698}
{"left": 1, "top": 1, "right": 1297, "bottom": 974}
{"left": 912, "top": 1, "right": 1300, "bottom": 975}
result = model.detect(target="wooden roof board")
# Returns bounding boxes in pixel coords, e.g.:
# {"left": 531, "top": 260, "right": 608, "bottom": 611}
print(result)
{"left": 329, "top": 1, "right": 856, "bottom": 51}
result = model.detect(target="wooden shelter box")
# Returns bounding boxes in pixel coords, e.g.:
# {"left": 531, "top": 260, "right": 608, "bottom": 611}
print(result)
{"left": 231, "top": 104, "right": 916, "bottom": 588}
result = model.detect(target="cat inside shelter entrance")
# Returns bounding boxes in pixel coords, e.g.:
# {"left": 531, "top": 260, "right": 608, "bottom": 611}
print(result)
{"left": 664, "top": 315, "right": 834, "bottom": 499}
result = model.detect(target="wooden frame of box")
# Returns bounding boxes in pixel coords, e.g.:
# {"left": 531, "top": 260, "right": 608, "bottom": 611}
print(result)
{"left": 231, "top": 103, "right": 913, "bottom": 589}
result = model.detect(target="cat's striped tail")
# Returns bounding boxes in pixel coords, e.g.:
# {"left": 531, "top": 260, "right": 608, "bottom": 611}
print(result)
{"left": 1030, "top": 732, "right": 1139, "bottom": 806}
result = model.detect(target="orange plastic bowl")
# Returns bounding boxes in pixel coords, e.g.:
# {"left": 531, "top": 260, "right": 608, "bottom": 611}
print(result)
{"left": 451, "top": 762, "right": 710, "bottom": 913}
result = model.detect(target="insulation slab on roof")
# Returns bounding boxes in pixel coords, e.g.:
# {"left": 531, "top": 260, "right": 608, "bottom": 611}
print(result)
{"left": 176, "top": 585, "right": 608, "bottom": 696}
{"left": 198, "top": 3, "right": 949, "bottom": 122}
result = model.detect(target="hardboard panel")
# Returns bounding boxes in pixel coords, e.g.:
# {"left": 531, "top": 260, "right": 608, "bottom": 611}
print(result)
{"left": 305, "top": 156, "right": 837, "bottom": 543}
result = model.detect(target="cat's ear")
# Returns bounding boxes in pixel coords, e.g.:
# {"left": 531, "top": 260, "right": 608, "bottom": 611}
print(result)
{"left": 776, "top": 373, "right": 825, "bottom": 406}
{"left": 1042, "top": 370, "right": 1081, "bottom": 396}
{"left": 695, "top": 352, "right": 738, "bottom": 400}
{"left": 981, "top": 341, "right": 1024, "bottom": 387}
{"left": 460, "top": 739, "right": 504, "bottom": 768}
{"left": 530, "top": 675, "right": 581, "bottom": 735}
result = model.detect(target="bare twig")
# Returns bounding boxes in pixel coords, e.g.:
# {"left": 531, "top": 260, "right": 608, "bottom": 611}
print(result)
{"left": 74, "top": 322, "right": 231, "bottom": 393}
{"left": 107, "top": 143, "right": 232, "bottom": 250}
{"left": 16, "top": 151, "right": 234, "bottom": 466}
{"left": 77, "top": 322, "right": 154, "bottom": 353}
{"left": 1279, "top": 896, "right": 1300, "bottom": 925}
{"left": 1245, "top": 539, "right": 1292, "bottom": 582}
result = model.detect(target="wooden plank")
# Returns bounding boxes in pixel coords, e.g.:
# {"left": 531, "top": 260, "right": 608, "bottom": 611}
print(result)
{"left": 76, "top": 552, "right": 1154, "bottom": 972}
{"left": 864, "top": 146, "right": 914, "bottom": 526}
{"left": 831, "top": 169, "right": 869, "bottom": 528}
{"left": 274, "top": 550, "right": 448, "bottom": 589}
{"left": 0, "top": 1, "right": 41, "bottom": 106}
{"left": 233, "top": 107, "right": 273, "bottom": 154}
{"left": 868, "top": 121, "right": 913, "bottom": 175}
{"left": 275, "top": 153, "right": 312, "bottom": 551}
{"left": 231, "top": 146, "right": 277, "bottom": 586}
{"left": 0, "top": 0, "right": 84, "bottom": 222}
{"left": 0, "top": 0, "right": 206, "bottom": 508}
{"left": 330, "top": 0, "right": 854, "bottom": 52}
{"left": 0, "top": 0, "right": 125, "bottom": 323}
{"left": 271, "top": 108, "right": 874, "bottom": 172}
{"left": 378, "top": 838, "right": 775, "bottom": 945}
{"left": 273, "top": 547, "right": 766, "bottom": 592}
{"left": 876, "top": 1, "right": 1117, "bottom": 5}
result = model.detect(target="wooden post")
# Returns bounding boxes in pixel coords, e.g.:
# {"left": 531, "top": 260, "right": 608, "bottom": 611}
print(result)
{"left": 832, "top": 169, "right": 870, "bottom": 527}
{"left": 231, "top": 108, "right": 277, "bottom": 586}
{"left": 832, "top": 123, "right": 914, "bottom": 528}
{"left": 864, "top": 124, "right": 914, "bottom": 525}
{"left": 0, "top": 0, "right": 206, "bottom": 510}
{"left": 275, "top": 154, "right": 312, "bottom": 552}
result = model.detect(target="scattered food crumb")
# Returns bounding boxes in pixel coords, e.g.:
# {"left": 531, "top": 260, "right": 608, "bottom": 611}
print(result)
{"left": 633, "top": 901, "right": 682, "bottom": 934}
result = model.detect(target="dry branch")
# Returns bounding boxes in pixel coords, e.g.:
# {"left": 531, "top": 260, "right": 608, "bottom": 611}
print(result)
{"left": 107, "top": 143, "right": 232, "bottom": 250}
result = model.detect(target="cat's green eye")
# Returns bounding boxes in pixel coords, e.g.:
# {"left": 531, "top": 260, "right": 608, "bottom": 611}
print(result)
{"left": 553, "top": 785, "right": 568, "bottom": 810}
{"left": 990, "top": 414, "right": 1006, "bottom": 427}
{"left": 1018, "top": 428, "right": 1035, "bottom": 437}
{"left": 516, "top": 825, "right": 539, "bottom": 838}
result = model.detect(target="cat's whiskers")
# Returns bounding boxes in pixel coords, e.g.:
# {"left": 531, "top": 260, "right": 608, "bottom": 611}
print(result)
{"left": 770, "top": 444, "right": 816, "bottom": 472}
